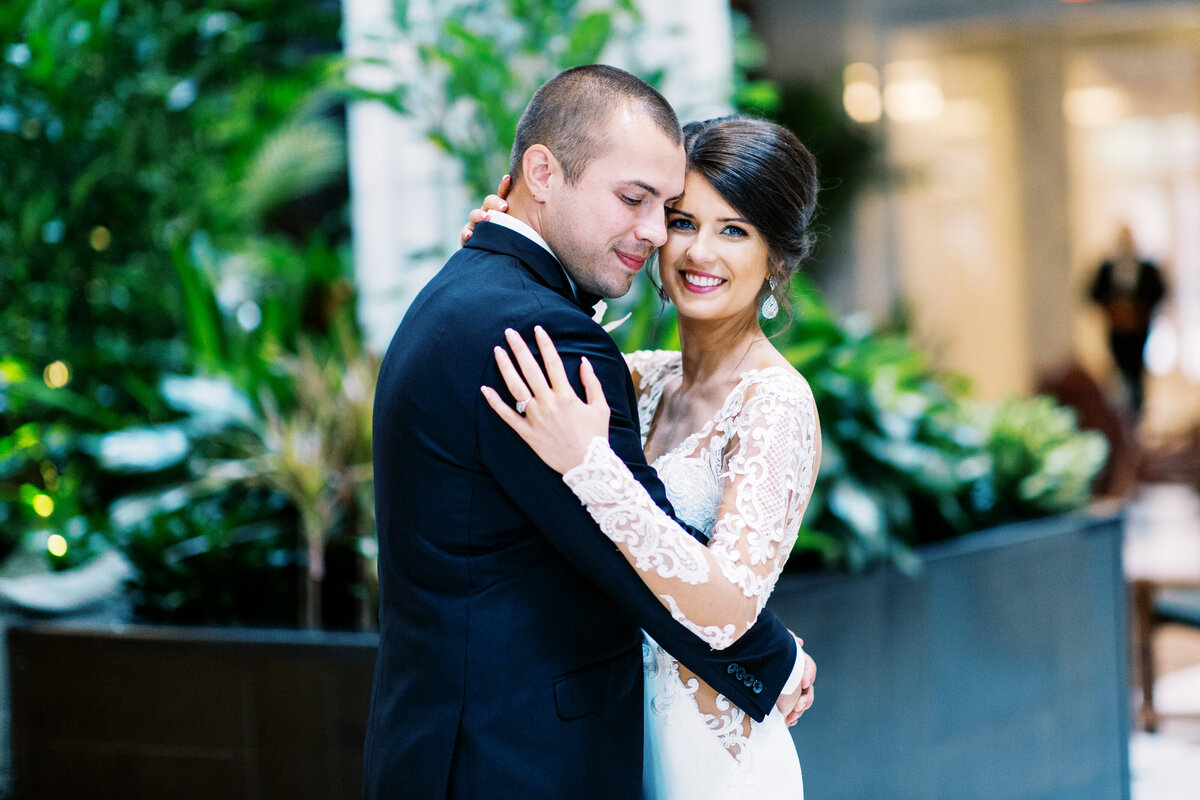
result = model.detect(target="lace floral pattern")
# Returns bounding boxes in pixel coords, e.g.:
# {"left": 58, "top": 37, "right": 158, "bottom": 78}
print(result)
{"left": 567, "top": 352, "right": 818, "bottom": 647}
{"left": 572, "top": 350, "right": 819, "bottom": 762}
{"left": 644, "top": 634, "right": 756, "bottom": 774}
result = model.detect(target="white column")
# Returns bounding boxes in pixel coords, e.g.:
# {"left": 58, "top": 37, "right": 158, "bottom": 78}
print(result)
{"left": 343, "top": 0, "right": 470, "bottom": 354}
{"left": 618, "top": 0, "right": 735, "bottom": 124}
{"left": 1011, "top": 45, "right": 1074, "bottom": 379}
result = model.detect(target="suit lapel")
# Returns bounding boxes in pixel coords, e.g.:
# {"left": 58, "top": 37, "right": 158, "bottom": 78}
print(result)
{"left": 464, "top": 222, "right": 600, "bottom": 314}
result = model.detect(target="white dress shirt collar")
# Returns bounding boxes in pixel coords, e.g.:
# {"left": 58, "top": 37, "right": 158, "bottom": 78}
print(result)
{"left": 485, "top": 210, "right": 589, "bottom": 303}
{"left": 484, "top": 210, "right": 556, "bottom": 261}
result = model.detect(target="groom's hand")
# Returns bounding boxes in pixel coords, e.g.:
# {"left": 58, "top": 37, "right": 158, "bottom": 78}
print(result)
{"left": 775, "top": 647, "right": 816, "bottom": 726}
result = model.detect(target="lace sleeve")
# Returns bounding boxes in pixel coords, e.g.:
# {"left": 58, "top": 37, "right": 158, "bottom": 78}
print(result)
{"left": 562, "top": 376, "right": 819, "bottom": 649}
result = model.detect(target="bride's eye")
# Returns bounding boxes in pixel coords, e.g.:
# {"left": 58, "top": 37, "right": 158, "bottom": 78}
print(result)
{"left": 668, "top": 216, "right": 694, "bottom": 231}
{"left": 722, "top": 224, "right": 748, "bottom": 238}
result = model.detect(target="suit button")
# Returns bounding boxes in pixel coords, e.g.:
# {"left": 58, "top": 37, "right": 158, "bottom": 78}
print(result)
{"left": 752, "top": 680, "right": 763, "bottom": 694}
{"left": 735, "top": 667, "right": 746, "bottom": 681}
{"left": 743, "top": 675, "right": 755, "bottom": 687}
{"left": 727, "top": 663, "right": 739, "bottom": 675}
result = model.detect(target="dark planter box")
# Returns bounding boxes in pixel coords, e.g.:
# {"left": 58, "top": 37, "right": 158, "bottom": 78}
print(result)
{"left": 7, "top": 623, "right": 377, "bottom": 800}
{"left": 768, "top": 510, "right": 1129, "bottom": 800}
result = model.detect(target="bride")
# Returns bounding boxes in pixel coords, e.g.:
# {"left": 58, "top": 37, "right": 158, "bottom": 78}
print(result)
{"left": 478, "top": 115, "right": 823, "bottom": 798}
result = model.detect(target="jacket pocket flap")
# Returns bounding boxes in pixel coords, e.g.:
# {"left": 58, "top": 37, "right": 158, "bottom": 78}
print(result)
{"left": 553, "top": 646, "right": 640, "bottom": 721}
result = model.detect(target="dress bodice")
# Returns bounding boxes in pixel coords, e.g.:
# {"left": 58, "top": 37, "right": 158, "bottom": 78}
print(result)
{"left": 610, "top": 350, "right": 817, "bottom": 787}
{"left": 625, "top": 348, "right": 817, "bottom": 596}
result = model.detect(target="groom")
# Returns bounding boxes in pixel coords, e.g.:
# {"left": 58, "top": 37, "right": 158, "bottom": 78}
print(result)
{"left": 364, "top": 65, "right": 811, "bottom": 799}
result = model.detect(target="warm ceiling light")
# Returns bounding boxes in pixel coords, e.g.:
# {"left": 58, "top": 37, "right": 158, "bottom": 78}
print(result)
{"left": 843, "top": 62, "right": 880, "bottom": 89}
{"left": 882, "top": 61, "right": 945, "bottom": 123}
{"left": 1063, "top": 86, "right": 1129, "bottom": 126}
{"left": 844, "top": 82, "right": 883, "bottom": 123}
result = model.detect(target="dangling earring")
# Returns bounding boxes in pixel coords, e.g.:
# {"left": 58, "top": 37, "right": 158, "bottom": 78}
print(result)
{"left": 760, "top": 277, "right": 779, "bottom": 319}
{"left": 655, "top": 282, "right": 668, "bottom": 302}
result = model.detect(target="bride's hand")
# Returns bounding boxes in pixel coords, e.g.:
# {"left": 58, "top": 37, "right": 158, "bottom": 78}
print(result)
{"left": 481, "top": 325, "right": 610, "bottom": 474}
{"left": 460, "top": 175, "right": 512, "bottom": 246}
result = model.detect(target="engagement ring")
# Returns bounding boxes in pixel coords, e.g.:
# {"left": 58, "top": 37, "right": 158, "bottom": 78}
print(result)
{"left": 515, "top": 399, "right": 530, "bottom": 415}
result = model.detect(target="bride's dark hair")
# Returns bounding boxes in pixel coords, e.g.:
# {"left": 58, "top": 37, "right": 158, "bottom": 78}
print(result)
{"left": 680, "top": 116, "right": 819, "bottom": 322}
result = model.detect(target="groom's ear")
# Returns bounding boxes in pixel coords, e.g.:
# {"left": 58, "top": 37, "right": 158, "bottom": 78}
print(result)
{"left": 521, "top": 144, "right": 558, "bottom": 203}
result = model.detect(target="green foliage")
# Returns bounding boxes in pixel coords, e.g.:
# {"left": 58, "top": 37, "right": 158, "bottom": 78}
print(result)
{"left": 112, "top": 486, "right": 301, "bottom": 626}
{"left": 969, "top": 396, "right": 1109, "bottom": 525}
{"left": 1, "top": 0, "right": 376, "bottom": 625}
{"left": 0, "top": 421, "right": 77, "bottom": 563}
{"left": 90, "top": 258, "right": 376, "bottom": 627}
{"left": 200, "top": 327, "right": 378, "bottom": 628}
{"left": 364, "top": 0, "right": 636, "bottom": 198}
{"left": 729, "top": 9, "right": 780, "bottom": 116}
{"left": 1, "top": 0, "right": 348, "bottom": 552}
{"left": 774, "top": 277, "right": 1106, "bottom": 572}
{"left": 1, "top": 0, "right": 346, "bottom": 426}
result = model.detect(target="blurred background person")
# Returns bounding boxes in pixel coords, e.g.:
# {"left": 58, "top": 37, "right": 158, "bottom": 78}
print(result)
{"left": 1088, "top": 225, "right": 1167, "bottom": 416}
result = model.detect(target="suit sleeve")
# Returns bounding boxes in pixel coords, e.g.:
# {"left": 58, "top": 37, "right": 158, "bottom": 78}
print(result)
{"left": 475, "top": 308, "right": 796, "bottom": 721}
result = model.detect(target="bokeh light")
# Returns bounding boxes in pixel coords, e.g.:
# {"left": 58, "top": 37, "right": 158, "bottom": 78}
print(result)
{"left": 41, "top": 463, "right": 59, "bottom": 491}
{"left": 43, "top": 360, "right": 70, "bottom": 388}
{"left": 844, "top": 83, "right": 883, "bottom": 124}
{"left": 89, "top": 225, "right": 112, "bottom": 251}
{"left": 843, "top": 62, "right": 883, "bottom": 124}
{"left": 32, "top": 494, "right": 54, "bottom": 518}
{"left": 883, "top": 61, "right": 945, "bottom": 123}
{"left": 47, "top": 534, "right": 68, "bottom": 558}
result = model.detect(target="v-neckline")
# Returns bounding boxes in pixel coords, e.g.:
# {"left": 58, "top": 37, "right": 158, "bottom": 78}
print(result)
{"left": 643, "top": 363, "right": 792, "bottom": 467}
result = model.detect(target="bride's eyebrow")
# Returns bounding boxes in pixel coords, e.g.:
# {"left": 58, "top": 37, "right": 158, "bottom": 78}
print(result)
{"left": 667, "top": 207, "right": 693, "bottom": 217}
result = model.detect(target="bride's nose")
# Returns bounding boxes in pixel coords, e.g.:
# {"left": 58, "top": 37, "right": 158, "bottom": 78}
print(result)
{"left": 686, "top": 235, "right": 716, "bottom": 266}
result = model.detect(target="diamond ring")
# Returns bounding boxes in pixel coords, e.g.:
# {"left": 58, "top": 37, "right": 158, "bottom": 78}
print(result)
{"left": 515, "top": 398, "right": 531, "bottom": 415}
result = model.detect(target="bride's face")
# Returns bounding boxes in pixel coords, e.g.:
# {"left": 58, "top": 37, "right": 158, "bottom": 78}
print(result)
{"left": 658, "top": 172, "right": 771, "bottom": 325}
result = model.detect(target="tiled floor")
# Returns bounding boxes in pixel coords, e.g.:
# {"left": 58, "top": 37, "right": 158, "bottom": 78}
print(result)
{"left": 1125, "top": 482, "right": 1200, "bottom": 799}
{"left": 1130, "top": 639, "right": 1200, "bottom": 799}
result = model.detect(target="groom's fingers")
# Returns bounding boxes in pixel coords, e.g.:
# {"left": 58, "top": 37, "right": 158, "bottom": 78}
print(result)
{"left": 533, "top": 326, "right": 568, "bottom": 390}
{"left": 493, "top": 346, "right": 533, "bottom": 403}
{"left": 504, "top": 328, "right": 551, "bottom": 396}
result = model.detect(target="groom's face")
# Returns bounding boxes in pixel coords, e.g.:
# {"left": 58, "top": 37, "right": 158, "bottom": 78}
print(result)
{"left": 543, "top": 107, "right": 685, "bottom": 300}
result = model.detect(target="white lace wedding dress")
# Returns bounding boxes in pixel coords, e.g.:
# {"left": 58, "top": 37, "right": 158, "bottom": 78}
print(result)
{"left": 561, "top": 350, "right": 819, "bottom": 800}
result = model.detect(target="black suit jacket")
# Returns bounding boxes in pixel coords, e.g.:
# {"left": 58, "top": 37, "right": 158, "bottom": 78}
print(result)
{"left": 362, "top": 222, "right": 797, "bottom": 799}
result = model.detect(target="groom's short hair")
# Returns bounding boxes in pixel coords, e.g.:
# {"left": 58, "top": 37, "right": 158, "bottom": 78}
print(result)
{"left": 509, "top": 65, "right": 682, "bottom": 187}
